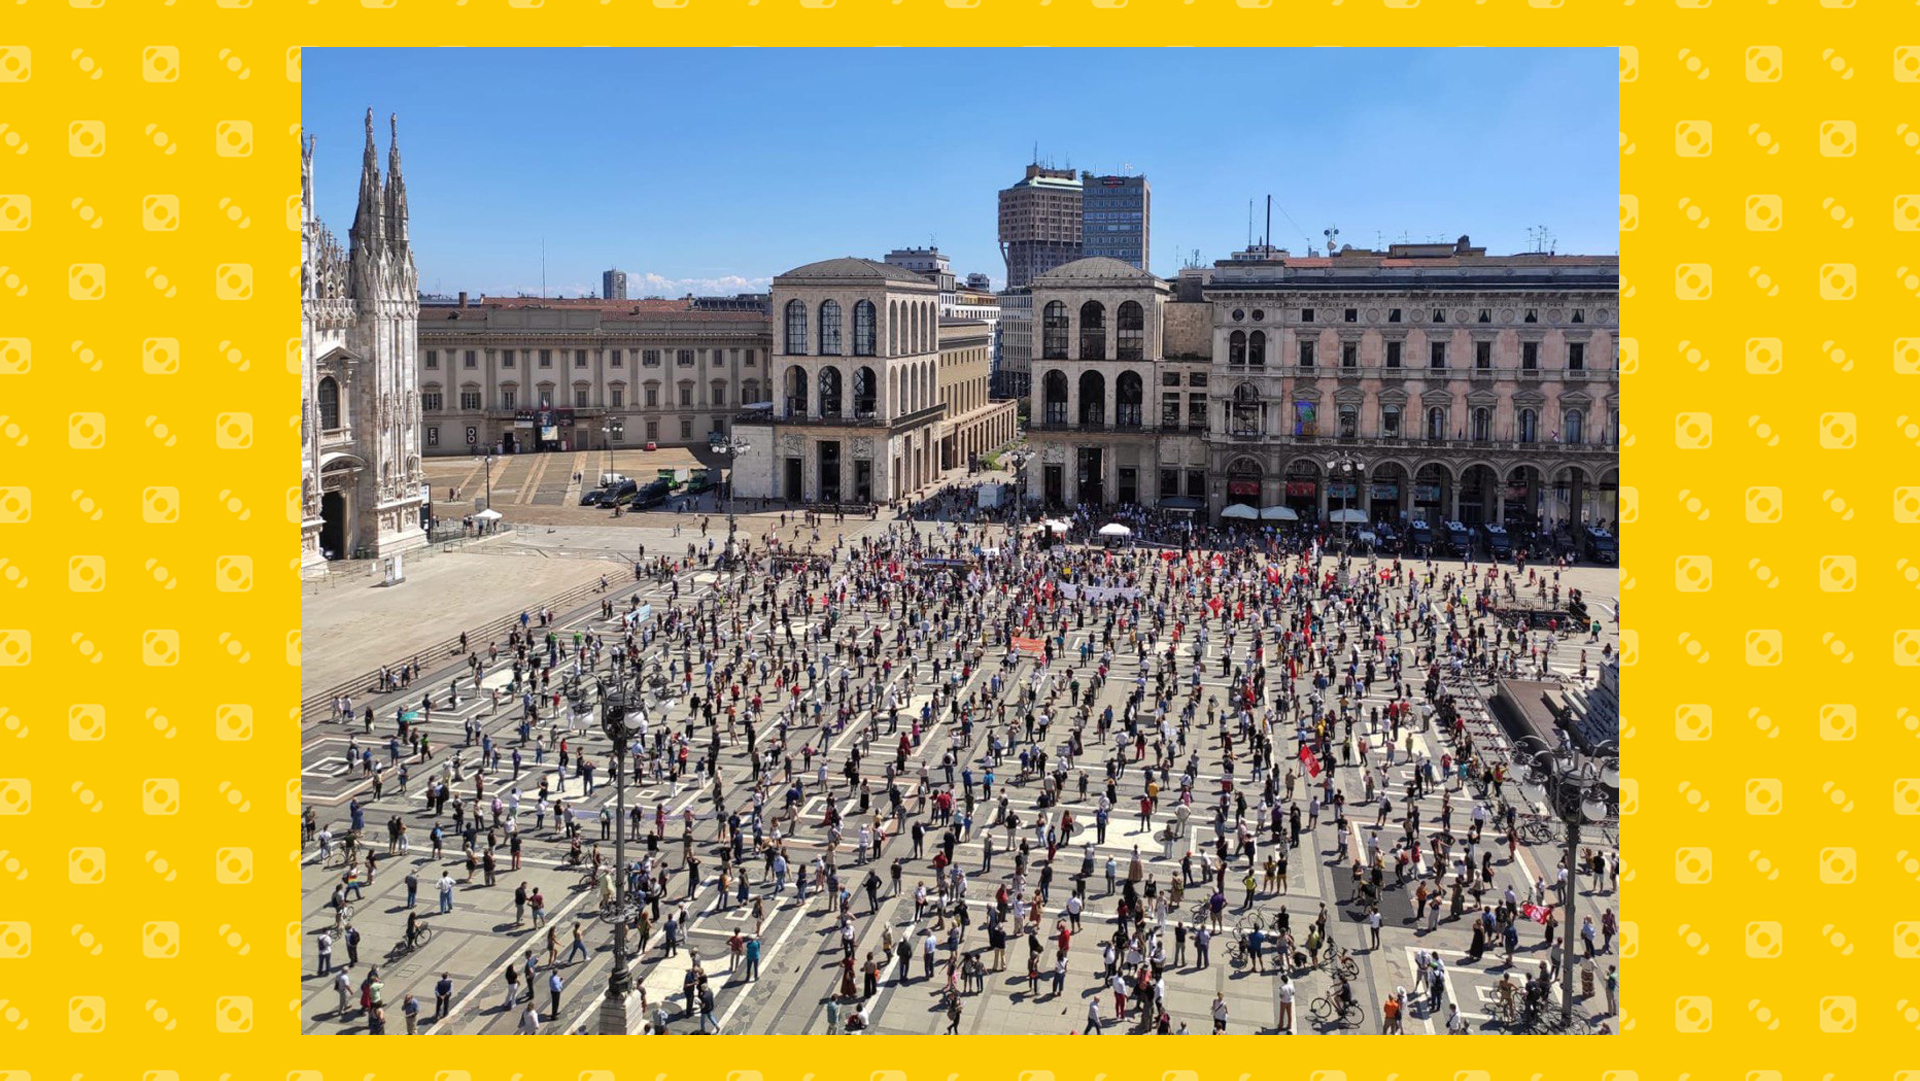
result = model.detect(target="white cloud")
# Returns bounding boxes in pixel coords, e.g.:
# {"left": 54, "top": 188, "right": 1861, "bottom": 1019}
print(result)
{"left": 630, "top": 271, "right": 772, "bottom": 298}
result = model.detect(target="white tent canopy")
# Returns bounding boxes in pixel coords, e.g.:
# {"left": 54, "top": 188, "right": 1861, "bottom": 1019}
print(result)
{"left": 474, "top": 508, "right": 504, "bottom": 521}
{"left": 1221, "top": 504, "right": 1259, "bottom": 520}
{"left": 1260, "top": 505, "right": 1298, "bottom": 522}
{"left": 1096, "top": 523, "right": 1132, "bottom": 538}
{"left": 1040, "top": 519, "right": 1072, "bottom": 534}
{"left": 1328, "top": 508, "right": 1368, "bottom": 524}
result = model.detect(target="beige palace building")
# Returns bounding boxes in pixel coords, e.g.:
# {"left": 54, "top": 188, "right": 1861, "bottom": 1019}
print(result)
{"left": 1024, "top": 239, "right": 1619, "bottom": 530}
{"left": 731, "top": 257, "right": 1016, "bottom": 504}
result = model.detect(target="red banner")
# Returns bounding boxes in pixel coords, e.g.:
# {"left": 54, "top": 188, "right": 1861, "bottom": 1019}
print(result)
{"left": 1011, "top": 637, "right": 1046, "bottom": 656}
{"left": 1521, "top": 902, "right": 1551, "bottom": 924}
{"left": 1298, "top": 746, "right": 1322, "bottom": 778}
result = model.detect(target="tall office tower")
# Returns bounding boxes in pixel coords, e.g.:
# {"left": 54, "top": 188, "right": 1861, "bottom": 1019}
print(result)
{"left": 1080, "top": 172, "right": 1150, "bottom": 271}
{"left": 997, "top": 163, "right": 1083, "bottom": 290}
{"left": 602, "top": 268, "right": 629, "bottom": 300}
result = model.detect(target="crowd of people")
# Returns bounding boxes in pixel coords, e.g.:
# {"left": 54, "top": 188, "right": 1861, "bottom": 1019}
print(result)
{"left": 304, "top": 480, "right": 1619, "bottom": 1035}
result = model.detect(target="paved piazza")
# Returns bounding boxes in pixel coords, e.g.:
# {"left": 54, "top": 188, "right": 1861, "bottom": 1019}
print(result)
{"left": 300, "top": 472, "right": 1620, "bottom": 1036}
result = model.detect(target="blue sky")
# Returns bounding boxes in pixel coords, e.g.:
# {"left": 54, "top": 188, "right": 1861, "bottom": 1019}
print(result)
{"left": 306, "top": 48, "right": 1616, "bottom": 299}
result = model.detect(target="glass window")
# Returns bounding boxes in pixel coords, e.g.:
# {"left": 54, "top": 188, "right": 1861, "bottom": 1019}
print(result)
{"left": 784, "top": 300, "right": 808, "bottom": 355}
{"left": 609, "top": 386, "right": 624, "bottom": 408}
{"left": 467, "top": 350, "right": 480, "bottom": 368}
{"left": 1188, "top": 372, "right": 1207, "bottom": 387}
{"left": 1161, "top": 372, "right": 1181, "bottom": 387}
{"left": 646, "top": 420, "right": 658, "bottom": 440}
{"left": 1568, "top": 342, "right": 1586, "bottom": 370}
{"left": 459, "top": 389, "right": 481, "bottom": 411}
{"left": 1388, "top": 309, "right": 1401, "bottom": 323}
{"left": 1338, "top": 405, "right": 1358, "bottom": 438}
{"left": 644, "top": 385, "right": 658, "bottom": 407}
{"left": 575, "top": 350, "right": 588, "bottom": 368}
{"left": 1301, "top": 308, "right": 1315, "bottom": 322}
{"left": 1042, "top": 301, "right": 1069, "bottom": 360}
{"left": 1344, "top": 308, "right": 1357, "bottom": 323}
{"left": 1524, "top": 309, "right": 1539, "bottom": 323}
{"left": 1187, "top": 469, "right": 1205, "bottom": 497}
{"left": 538, "top": 349, "right": 552, "bottom": 368}
{"left": 501, "top": 388, "right": 515, "bottom": 411}
{"left": 819, "top": 300, "right": 844, "bottom": 355}
{"left": 1161, "top": 393, "right": 1181, "bottom": 428}
{"left": 1522, "top": 341, "right": 1539, "bottom": 370}
{"left": 610, "top": 349, "right": 624, "bottom": 368}
{"left": 1159, "top": 468, "right": 1179, "bottom": 498}
{"left": 1116, "top": 301, "right": 1144, "bottom": 361}
{"left": 425, "top": 350, "right": 438, "bottom": 369}
{"left": 421, "top": 391, "right": 442, "bottom": 412}
{"left": 1298, "top": 339, "right": 1315, "bottom": 367}
{"left": 1341, "top": 342, "right": 1357, "bottom": 368}
{"left": 1386, "top": 341, "right": 1402, "bottom": 368}
{"left": 853, "top": 301, "right": 876, "bottom": 356}
{"left": 1187, "top": 392, "right": 1207, "bottom": 430}
{"left": 1248, "top": 331, "right": 1265, "bottom": 366}
{"left": 1477, "top": 341, "right": 1493, "bottom": 369}
{"left": 317, "top": 377, "right": 341, "bottom": 429}
{"left": 677, "top": 350, "right": 694, "bottom": 367}
{"left": 1477, "top": 309, "right": 1492, "bottom": 324}
{"left": 679, "top": 384, "right": 693, "bottom": 407}
{"left": 642, "top": 350, "right": 661, "bottom": 367}
{"left": 1429, "top": 341, "right": 1446, "bottom": 369}
{"left": 680, "top": 418, "right": 692, "bottom": 440}
{"left": 1382, "top": 405, "right": 1401, "bottom": 436}
{"left": 573, "top": 387, "right": 589, "bottom": 408}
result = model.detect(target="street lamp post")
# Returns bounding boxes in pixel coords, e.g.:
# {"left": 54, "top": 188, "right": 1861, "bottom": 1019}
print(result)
{"left": 484, "top": 449, "right": 494, "bottom": 512}
{"left": 595, "top": 678, "right": 636, "bottom": 1034}
{"left": 1518, "top": 736, "right": 1620, "bottom": 1031}
{"left": 710, "top": 437, "right": 751, "bottom": 577}
{"left": 1325, "top": 455, "right": 1364, "bottom": 555}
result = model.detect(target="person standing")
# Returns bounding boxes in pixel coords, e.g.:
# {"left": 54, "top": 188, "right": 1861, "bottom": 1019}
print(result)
{"left": 1083, "top": 996, "right": 1102, "bottom": 1034}
{"left": 433, "top": 972, "right": 453, "bottom": 1021}
{"left": 548, "top": 970, "right": 563, "bottom": 1018}
{"left": 1211, "top": 992, "right": 1229, "bottom": 1033}
{"left": 1276, "top": 973, "right": 1295, "bottom": 1033}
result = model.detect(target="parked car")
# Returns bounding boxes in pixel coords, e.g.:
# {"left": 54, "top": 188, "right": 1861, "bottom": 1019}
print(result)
{"left": 1583, "top": 526, "right": 1618, "bottom": 564}
{"left": 598, "top": 479, "right": 638, "bottom": 506}
{"left": 579, "top": 487, "right": 608, "bottom": 507}
{"left": 644, "top": 441, "right": 659, "bottom": 452}
{"left": 631, "top": 479, "right": 672, "bottom": 509}
{"left": 1481, "top": 523, "right": 1513, "bottom": 558}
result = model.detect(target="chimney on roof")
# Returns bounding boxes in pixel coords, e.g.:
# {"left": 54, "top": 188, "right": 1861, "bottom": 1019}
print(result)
{"left": 1456, "top": 234, "right": 1471, "bottom": 254}
{"left": 457, "top": 291, "right": 467, "bottom": 307}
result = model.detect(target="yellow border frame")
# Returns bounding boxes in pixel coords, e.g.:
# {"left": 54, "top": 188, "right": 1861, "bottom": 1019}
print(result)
{"left": 3, "top": 2, "right": 1920, "bottom": 1076}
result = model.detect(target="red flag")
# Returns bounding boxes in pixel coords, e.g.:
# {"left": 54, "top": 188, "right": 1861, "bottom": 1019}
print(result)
{"left": 1521, "top": 903, "right": 1550, "bottom": 924}
{"left": 1298, "top": 746, "right": 1322, "bottom": 778}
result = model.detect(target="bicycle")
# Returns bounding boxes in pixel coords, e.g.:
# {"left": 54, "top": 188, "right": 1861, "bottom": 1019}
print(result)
{"left": 1308, "top": 993, "right": 1363, "bottom": 1027}
{"left": 1319, "top": 945, "right": 1359, "bottom": 980}
{"left": 391, "top": 924, "right": 434, "bottom": 955}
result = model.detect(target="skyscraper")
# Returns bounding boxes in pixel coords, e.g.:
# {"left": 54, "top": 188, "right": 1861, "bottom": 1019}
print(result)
{"left": 602, "top": 268, "right": 628, "bottom": 300}
{"left": 1080, "top": 172, "right": 1150, "bottom": 271}
{"left": 997, "top": 164, "right": 1083, "bottom": 290}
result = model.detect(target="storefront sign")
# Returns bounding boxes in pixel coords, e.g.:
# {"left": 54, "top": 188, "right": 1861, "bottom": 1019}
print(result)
{"left": 1327, "top": 481, "right": 1357, "bottom": 498}
{"left": 1285, "top": 481, "right": 1317, "bottom": 497}
{"left": 1414, "top": 484, "right": 1443, "bottom": 503}
{"left": 1370, "top": 482, "right": 1399, "bottom": 500}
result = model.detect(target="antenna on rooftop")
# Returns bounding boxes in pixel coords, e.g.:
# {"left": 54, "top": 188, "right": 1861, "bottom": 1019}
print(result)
{"left": 1323, "top": 226, "right": 1340, "bottom": 256}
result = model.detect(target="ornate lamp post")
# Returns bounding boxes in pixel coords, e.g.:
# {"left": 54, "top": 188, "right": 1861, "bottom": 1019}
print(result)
{"left": 595, "top": 678, "right": 638, "bottom": 1034}
{"left": 1325, "top": 455, "right": 1364, "bottom": 555}
{"left": 1517, "top": 735, "right": 1620, "bottom": 1031}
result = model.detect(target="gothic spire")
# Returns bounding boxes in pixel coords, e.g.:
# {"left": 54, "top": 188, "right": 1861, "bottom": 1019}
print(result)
{"left": 384, "top": 112, "right": 409, "bottom": 251}
{"left": 350, "top": 107, "right": 384, "bottom": 246}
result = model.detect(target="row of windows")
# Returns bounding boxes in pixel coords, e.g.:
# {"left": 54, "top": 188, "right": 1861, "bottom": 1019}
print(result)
{"left": 783, "top": 298, "right": 938, "bottom": 358}
{"left": 1041, "top": 300, "right": 1146, "bottom": 361}
{"left": 423, "top": 348, "right": 759, "bottom": 370}
{"left": 1230, "top": 306, "right": 1591, "bottom": 326}
{"left": 1228, "top": 336, "right": 1588, "bottom": 371}
{"left": 426, "top": 417, "right": 713, "bottom": 447}
{"left": 425, "top": 380, "right": 758, "bottom": 413}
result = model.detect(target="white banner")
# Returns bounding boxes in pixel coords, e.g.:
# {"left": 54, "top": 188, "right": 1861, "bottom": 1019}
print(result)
{"left": 1057, "top": 583, "right": 1140, "bottom": 602}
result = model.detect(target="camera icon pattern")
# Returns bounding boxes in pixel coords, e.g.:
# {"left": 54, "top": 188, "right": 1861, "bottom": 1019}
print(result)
{"left": 0, "top": 6, "right": 1912, "bottom": 1080}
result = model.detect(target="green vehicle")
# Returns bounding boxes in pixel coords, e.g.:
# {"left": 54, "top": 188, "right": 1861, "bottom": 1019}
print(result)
{"left": 656, "top": 467, "right": 690, "bottom": 491}
{"left": 684, "top": 467, "right": 714, "bottom": 494}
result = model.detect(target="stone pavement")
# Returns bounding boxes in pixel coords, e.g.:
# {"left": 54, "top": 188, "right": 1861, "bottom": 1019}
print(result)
{"left": 299, "top": 498, "right": 1620, "bottom": 1036}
